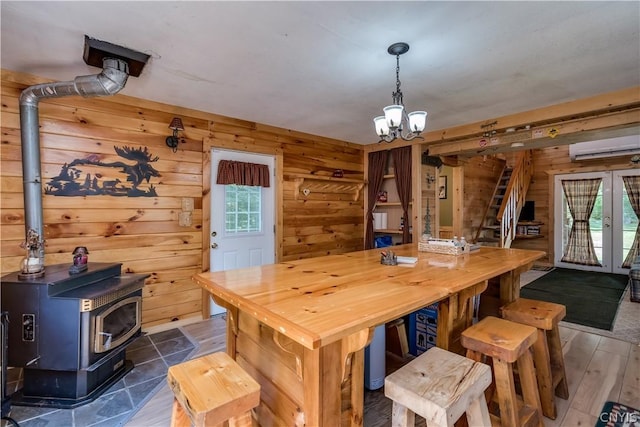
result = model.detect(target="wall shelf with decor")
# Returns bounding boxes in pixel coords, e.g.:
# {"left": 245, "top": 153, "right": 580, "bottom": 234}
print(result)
{"left": 372, "top": 165, "right": 412, "bottom": 241}
{"left": 374, "top": 229, "right": 405, "bottom": 235}
{"left": 366, "top": 146, "right": 417, "bottom": 247}
{"left": 376, "top": 202, "right": 412, "bottom": 207}
{"left": 286, "top": 173, "right": 365, "bottom": 201}
{"left": 515, "top": 221, "right": 544, "bottom": 239}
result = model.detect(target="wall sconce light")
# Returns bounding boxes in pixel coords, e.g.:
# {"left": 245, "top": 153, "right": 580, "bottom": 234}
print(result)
{"left": 166, "top": 117, "right": 184, "bottom": 153}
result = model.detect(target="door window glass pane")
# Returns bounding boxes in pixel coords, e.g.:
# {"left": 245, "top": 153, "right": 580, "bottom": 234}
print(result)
{"left": 622, "top": 185, "right": 638, "bottom": 262}
{"left": 560, "top": 183, "right": 603, "bottom": 263}
{"left": 224, "top": 184, "right": 262, "bottom": 234}
{"left": 561, "top": 192, "right": 571, "bottom": 253}
{"left": 590, "top": 185, "right": 603, "bottom": 262}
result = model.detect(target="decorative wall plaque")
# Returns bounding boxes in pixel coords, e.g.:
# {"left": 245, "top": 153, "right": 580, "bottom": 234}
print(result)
{"left": 45, "top": 146, "right": 161, "bottom": 197}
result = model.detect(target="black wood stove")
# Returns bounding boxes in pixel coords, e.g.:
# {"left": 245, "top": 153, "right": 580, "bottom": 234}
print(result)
{"left": 1, "top": 262, "right": 147, "bottom": 408}
{"left": 3, "top": 36, "right": 151, "bottom": 410}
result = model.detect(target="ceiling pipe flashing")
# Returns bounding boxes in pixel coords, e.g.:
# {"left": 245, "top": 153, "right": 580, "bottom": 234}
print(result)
{"left": 18, "top": 38, "right": 149, "bottom": 279}
{"left": 83, "top": 35, "right": 150, "bottom": 77}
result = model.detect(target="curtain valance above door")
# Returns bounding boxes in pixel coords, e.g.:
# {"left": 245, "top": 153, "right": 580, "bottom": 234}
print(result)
{"left": 216, "top": 160, "right": 270, "bottom": 187}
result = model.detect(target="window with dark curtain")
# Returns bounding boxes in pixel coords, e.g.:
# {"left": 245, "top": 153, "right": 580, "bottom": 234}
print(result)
{"left": 392, "top": 146, "right": 412, "bottom": 244}
{"left": 216, "top": 160, "right": 270, "bottom": 187}
{"left": 365, "top": 150, "right": 389, "bottom": 249}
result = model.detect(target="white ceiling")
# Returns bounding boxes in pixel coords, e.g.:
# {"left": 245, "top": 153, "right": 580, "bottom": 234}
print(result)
{"left": 1, "top": 1, "right": 639, "bottom": 145}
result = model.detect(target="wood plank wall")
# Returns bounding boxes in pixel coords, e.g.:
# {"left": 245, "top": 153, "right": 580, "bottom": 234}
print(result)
{"left": 0, "top": 69, "right": 364, "bottom": 328}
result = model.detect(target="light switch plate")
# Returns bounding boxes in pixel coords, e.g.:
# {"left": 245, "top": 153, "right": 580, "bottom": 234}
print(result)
{"left": 182, "top": 197, "right": 194, "bottom": 212}
{"left": 179, "top": 211, "right": 192, "bottom": 227}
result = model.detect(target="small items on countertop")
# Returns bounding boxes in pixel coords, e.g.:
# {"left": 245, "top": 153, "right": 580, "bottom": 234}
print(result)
{"left": 418, "top": 236, "right": 479, "bottom": 255}
{"left": 380, "top": 250, "right": 398, "bottom": 265}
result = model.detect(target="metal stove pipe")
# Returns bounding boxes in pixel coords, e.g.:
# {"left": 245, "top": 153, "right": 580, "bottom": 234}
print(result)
{"left": 18, "top": 58, "right": 130, "bottom": 277}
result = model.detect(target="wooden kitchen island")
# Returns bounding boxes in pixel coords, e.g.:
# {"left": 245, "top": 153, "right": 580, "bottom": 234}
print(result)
{"left": 193, "top": 244, "right": 544, "bottom": 427}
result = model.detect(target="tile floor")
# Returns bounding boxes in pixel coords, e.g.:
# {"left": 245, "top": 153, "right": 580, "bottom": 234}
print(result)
{"left": 4, "top": 328, "right": 197, "bottom": 427}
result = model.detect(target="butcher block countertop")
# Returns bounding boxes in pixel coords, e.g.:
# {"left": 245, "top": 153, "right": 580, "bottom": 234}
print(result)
{"left": 193, "top": 244, "right": 545, "bottom": 350}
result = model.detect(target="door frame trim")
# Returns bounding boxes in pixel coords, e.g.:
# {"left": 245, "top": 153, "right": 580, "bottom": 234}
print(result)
{"left": 201, "top": 137, "right": 284, "bottom": 318}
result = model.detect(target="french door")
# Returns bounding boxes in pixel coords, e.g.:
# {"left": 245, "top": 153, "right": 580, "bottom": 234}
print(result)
{"left": 554, "top": 169, "right": 638, "bottom": 274}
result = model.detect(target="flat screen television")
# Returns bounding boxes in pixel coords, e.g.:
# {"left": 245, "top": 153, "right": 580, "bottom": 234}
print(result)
{"left": 519, "top": 200, "right": 535, "bottom": 222}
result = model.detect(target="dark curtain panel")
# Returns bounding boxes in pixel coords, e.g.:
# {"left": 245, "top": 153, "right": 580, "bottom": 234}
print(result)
{"left": 622, "top": 175, "right": 640, "bottom": 267}
{"left": 392, "top": 146, "right": 412, "bottom": 244}
{"left": 365, "top": 150, "right": 389, "bottom": 249}
{"left": 216, "top": 160, "right": 270, "bottom": 187}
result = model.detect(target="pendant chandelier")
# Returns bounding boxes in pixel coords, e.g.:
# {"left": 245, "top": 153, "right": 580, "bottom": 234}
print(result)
{"left": 373, "top": 42, "right": 427, "bottom": 143}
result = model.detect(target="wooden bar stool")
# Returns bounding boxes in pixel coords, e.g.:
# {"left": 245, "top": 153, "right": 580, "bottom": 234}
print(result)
{"left": 384, "top": 346, "right": 493, "bottom": 427}
{"left": 461, "top": 316, "right": 543, "bottom": 427}
{"left": 167, "top": 352, "right": 260, "bottom": 427}
{"left": 501, "top": 298, "right": 569, "bottom": 419}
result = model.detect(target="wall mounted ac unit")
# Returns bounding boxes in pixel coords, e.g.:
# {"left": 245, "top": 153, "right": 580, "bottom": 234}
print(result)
{"left": 569, "top": 135, "right": 640, "bottom": 161}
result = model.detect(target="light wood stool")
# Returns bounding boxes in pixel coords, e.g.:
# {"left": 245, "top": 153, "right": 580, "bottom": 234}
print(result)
{"left": 167, "top": 352, "right": 260, "bottom": 427}
{"left": 461, "top": 316, "right": 543, "bottom": 427}
{"left": 501, "top": 298, "right": 569, "bottom": 419}
{"left": 384, "top": 346, "right": 493, "bottom": 427}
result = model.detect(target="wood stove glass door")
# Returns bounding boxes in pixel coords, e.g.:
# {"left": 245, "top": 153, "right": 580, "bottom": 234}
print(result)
{"left": 94, "top": 296, "right": 142, "bottom": 353}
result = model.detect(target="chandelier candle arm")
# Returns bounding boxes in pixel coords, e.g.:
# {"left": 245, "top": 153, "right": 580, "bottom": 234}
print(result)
{"left": 373, "top": 42, "right": 428, "bottom": 143}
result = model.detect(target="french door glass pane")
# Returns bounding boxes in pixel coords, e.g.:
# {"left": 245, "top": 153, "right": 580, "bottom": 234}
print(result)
{"left": 589, "top": 185, "right": 603, "bottom": 263}
{"left": 224, "top": 184, "right": 262, "bottom": 234}
{"left": 560, "top": 182, "right": 603, "bottom": 263}
{"left": 561, "top": 193, "right": 571, "bottom": 253}
{"left": 623, "top": 185, "right": 638, "bottom": 262}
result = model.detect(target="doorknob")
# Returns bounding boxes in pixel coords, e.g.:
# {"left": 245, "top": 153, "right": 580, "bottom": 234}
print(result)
{"left": 604, "top": 216, "right": 611, "bottom": 227}
{"left": 211, "top": 243, "right": 218, "bottom": 249}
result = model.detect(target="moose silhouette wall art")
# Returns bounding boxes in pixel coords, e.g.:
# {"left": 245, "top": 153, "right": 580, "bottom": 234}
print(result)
{"left": 45, "top": 146, "right": 161, "bottom": 197}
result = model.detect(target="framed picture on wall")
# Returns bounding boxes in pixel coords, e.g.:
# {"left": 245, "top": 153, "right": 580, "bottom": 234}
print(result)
{"left": 438, "top": 176, "right": 447, "bottom": 199}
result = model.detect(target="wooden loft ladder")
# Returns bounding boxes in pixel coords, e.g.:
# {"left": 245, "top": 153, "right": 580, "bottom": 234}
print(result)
{"left": 474, "top": 161, "right": 511, "bottom": 246}
{"left": 473, "top": 150, "right": 534, "bottom": 248}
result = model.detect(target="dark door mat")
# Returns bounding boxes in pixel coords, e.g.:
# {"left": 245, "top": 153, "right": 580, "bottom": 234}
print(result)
{"left": 520, "top": 267, "right": 627, "bottom": 331}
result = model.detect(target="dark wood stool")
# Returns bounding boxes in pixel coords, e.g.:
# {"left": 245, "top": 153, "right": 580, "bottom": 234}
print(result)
{"left": 461, "top": 316, "right": 543, "bottom": 427}
{"left": 385, "top": 346, "right": 492, "bottom": 427}
{"left": 167, "top": 352, "right": 260, "bottom": 427}
{"left": 501, "top": 298, "right": 569, "bottom": 419}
